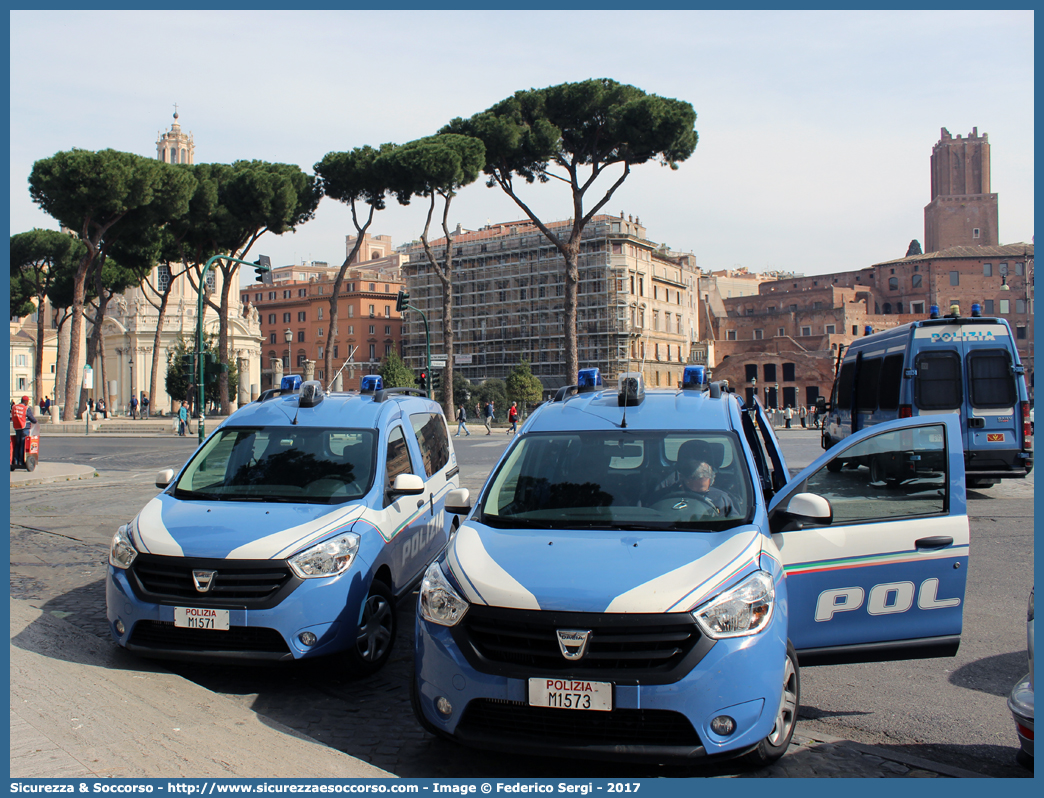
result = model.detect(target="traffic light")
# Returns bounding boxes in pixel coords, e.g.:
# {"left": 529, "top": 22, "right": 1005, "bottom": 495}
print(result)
{"left": 203, "top": 353, "right": 228, "bottom": 385}
{"left": 418, "top": 370, "right": 427, "bottom": 390}
{"left": 253, "top": 255, "right": 272, "bottom": 284}
{"left": 181, "top": 353, "right": 195, "bottom": 383}
{"left": 430, "top": 370, "right": 441, "bottom": 396}
{"left": 395, "top": 290, "right": 409, "bottom": 313}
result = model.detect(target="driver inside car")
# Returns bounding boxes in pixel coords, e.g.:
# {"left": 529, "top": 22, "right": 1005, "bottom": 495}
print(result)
{"left": 678, "top": 459, "right": 736, "bottom": 516}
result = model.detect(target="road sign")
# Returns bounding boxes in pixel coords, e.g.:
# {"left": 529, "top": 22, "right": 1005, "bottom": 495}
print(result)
{"left": 454, "top": 354, "right": 473, "bottom": 365}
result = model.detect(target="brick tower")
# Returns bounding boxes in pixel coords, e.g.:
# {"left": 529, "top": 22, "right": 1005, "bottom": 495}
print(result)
{"left": 923, "top": 127, "right": 998, "bottom": 252}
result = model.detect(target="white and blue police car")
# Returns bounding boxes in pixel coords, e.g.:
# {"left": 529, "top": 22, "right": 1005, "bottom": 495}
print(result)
{"left": 106, "top": 376, "right": 458, "bottom": 673}
{"left": 413, "top": 367, "right": 970, "bottom": 765}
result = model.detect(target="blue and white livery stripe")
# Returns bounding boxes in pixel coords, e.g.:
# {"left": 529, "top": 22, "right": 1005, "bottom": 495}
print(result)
{"left": 606, "top": 530, "right": 763, "bottom": 613}
{"left": 448, "top": 525, "right": 539, "bottom": 609}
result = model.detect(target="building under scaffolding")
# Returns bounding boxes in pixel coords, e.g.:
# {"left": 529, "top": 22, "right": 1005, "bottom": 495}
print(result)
{"left": 400, "top": 212, "right": 701, "bottom": 393}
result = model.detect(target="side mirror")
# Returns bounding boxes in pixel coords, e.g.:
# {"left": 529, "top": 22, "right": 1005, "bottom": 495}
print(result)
{"left": 772, "top": 492, "right": 832, "bottom": 534}
{"left": 389, "top": 473, "right": 424, "bottom": 496}
{"left": 445, "top": 488, "right": 471, "bottom": 516}
{"left": 156, "top": 468, "right": 175, "bottom": 489}
{"left": 815, "top": 396, "right": 827, "bottom": 412}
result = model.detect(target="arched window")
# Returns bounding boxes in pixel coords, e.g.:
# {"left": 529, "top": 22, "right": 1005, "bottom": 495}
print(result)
{"left": 897, "top": 302, "right": 903, "bottom": 314}
{"left": 888, "top": 277, "right": 899, "bottom": 290}
{"left": 170, "top": 147, "right": 178, "bottom": 164}
{"left": 883, "top": 303, "right": 892, "bottom": 314}
{"left": 911, "top": 274, "right": 923, "bottom": 288}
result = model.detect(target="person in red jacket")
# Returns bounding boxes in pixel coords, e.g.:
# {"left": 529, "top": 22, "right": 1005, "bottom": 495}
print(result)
{"left": 11, "top": 395, "right": 37, "bottom": 468}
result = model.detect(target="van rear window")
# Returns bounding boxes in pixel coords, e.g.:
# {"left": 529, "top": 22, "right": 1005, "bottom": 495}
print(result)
{"left": 878, "top": 354, "right": 905, "bottom": 410}
{"left": 836, "top": 362, "right": 855, "bottom": 409}
{"left": 855, "top": 358, "right": 882, "bottom": 411}
{"left": 915, "top": 352, "right": 961, "bottom": 410}
{"left": 968, "top": 351, "right": 1016, "bottom": 408}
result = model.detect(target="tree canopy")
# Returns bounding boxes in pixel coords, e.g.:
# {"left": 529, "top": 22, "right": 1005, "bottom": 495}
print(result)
{"left": 443, "top": 79, "right": 697, "bottom": 380}
{"left": 379, "top": 133, "right": 485, "bottom": 413}
{"left": 378, "top": 351, "right": 417, "bottom": 389}
{"left": 28, "top": 148, "right": 196, "bottom": 418}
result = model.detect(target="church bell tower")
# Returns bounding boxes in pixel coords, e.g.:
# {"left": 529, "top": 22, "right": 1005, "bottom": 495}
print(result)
{"left": 156, "top": 105, "right": 194, "bottom": 165}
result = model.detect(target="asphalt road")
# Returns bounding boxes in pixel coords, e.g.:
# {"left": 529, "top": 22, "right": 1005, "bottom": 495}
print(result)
{"left": 9, "top": 429, "right": 1034, "bottom": 777}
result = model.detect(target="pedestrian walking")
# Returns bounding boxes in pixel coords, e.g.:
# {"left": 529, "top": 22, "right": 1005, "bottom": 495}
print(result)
{"left": 128, "top": 395, "right": 138, "bottom": 420}
{"left": 178, "top": 401, "right": 189, "bottom": 437}
{"left": 11, "top": 396, "right": 37, "bottom": 468}
{"left": 455, "top": 404, "right": 471, "bottom": 437}
{"left": 784, "top": 405, "right": 794, "bottom": 429}
{"left": 87, "top": 397, "right": 95, "bottom": 419}
{"left": 484, "top": 402, "right": 494, "bottom": 435}
{"left": 507, "top": 401, "right": 518, "bottom": 435}
{"left": 799, "top": 405, "right": 808, "bottom": 428}
{"left": 141, "top": 393, "right": 150, "bottom": 419}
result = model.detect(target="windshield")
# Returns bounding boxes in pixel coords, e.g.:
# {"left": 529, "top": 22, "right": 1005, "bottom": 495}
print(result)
{"left": 173, "top": 426, "right": 376, "bottom": 504}
{"left": 479, "top": 431, "right": 752, "bottom": 532}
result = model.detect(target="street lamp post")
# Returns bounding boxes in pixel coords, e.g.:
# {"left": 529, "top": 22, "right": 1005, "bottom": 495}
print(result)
{"left": 195, "top": 254, "right": 271, "bottom": 443}
{"left": 284, "top": 328, "right": 293, "bottom": 375}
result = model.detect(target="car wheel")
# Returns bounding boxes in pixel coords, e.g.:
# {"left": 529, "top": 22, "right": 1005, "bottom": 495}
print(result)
{"left": 346, "top": 579, "right": 396, "bottom": 676}
{"left": 743, "top": 641, "right": 800, "bottom": 768}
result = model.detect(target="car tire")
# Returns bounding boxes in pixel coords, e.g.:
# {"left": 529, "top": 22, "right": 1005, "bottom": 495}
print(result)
{"left": 345, "top": 579, "right": 396, "bottom": 676}
{"left": 743, "top": 641, "right": 800, "bottom": 768}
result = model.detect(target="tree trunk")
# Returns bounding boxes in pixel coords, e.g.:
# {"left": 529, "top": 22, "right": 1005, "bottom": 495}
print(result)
{"left": 34, "top": 293, "right": 46, "bottom": 407}
{"left": 323, "top": 205, "right": 373, "bottom": 389}
{"left": 62, "top": 260, "right": 90, "bottom": 420}
{"left": 150, "top": 286, "right": 173, "bottom": 414}
{"left": 55, "top": 310, "right": 70, "bottom": 414}
{"left": 438, "top": 196, "right": 457, "bottom": 415}
{"left": 81, "top": 292, "right": 112, "bottom": 418}
{"left": 563, "top": 246, "right": 580, "bottom": 383}
{"left": 218, "top": 266, "right": 232, "bottom": 414}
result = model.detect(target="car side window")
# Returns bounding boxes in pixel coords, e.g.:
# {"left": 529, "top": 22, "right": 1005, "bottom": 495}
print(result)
{"left": 384, "top": 426, "right": 414, "bottom": 502}
{"left": 410, "top": 412, "right": 450, "bottom": 477}
{"left": 801, "top": 423, "right": 948, "bottom": 525}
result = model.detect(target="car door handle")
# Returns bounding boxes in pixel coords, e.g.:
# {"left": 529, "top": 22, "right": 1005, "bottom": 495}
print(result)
{"left": 417, "top": 498, "right": 425, "bottom": 508}
{"left": 915, "top": 536, "right": 953, "bottom": 550}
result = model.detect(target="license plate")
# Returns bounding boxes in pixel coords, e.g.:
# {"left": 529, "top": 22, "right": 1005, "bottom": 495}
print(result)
{"left": 174, "top": 607, "right": 229, "bottom": 630}
{"left": 528, "top": 678, "right": 612, "bottom": 711}
{"left": 986, "top": 433, "right": 1004, "bottom": 442}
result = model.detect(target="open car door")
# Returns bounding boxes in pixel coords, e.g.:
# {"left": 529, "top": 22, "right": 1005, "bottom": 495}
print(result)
{"left": 767, "top": 414, "right": 968, "bottom": 665}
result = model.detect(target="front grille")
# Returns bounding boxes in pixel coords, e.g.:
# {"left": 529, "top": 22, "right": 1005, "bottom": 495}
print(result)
{"left": 128, "top": 620, "right": 290, "bottom": 655}
{"left": 453, "top": 606, "right": 712, "bottom": 684}
{"left": 458, "top": 699, "right": 701, "bottom": 747}
{"left": 129, "top": 553, "right": 298, "bottom": 609}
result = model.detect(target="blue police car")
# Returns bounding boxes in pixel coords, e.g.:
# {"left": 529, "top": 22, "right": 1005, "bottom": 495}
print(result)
{"left": 106, "top": 376, "right": 458, "bottom": 673}
{"left": 413, "top": 367, "right": 970, "bottom": 765}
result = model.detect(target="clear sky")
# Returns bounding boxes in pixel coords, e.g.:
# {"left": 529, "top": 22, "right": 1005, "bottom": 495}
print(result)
{"left": 8, "top": 9, "right": 1035, "bottom": 279}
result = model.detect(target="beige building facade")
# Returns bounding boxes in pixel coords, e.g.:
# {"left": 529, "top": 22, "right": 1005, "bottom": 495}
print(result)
{"left": 399, "top": 213, "right": 701, "bottom": 393}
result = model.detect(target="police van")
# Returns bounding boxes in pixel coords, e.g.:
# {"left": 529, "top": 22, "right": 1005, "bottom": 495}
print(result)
{"left": 413, "top": 366, "right": 970, "bottom": 766}
{"left": 819, "top": 304, "right": 1032, "bottom": 488}
{"left": 106, "top": 376, "right": 458, "bottom": 672}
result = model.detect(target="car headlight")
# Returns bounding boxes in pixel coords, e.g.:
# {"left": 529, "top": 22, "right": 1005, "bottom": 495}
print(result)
{"left": 287, "top": 533, "right": 360, "bottom": 578}
{"left": 109, "top": 523, "right": 139, "bottom": 570}
{"left": 419, "top": 561, "right": 469, "bottom": 627}
{"left": 692, "top": 570, "right": 775, "bottom": 638}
